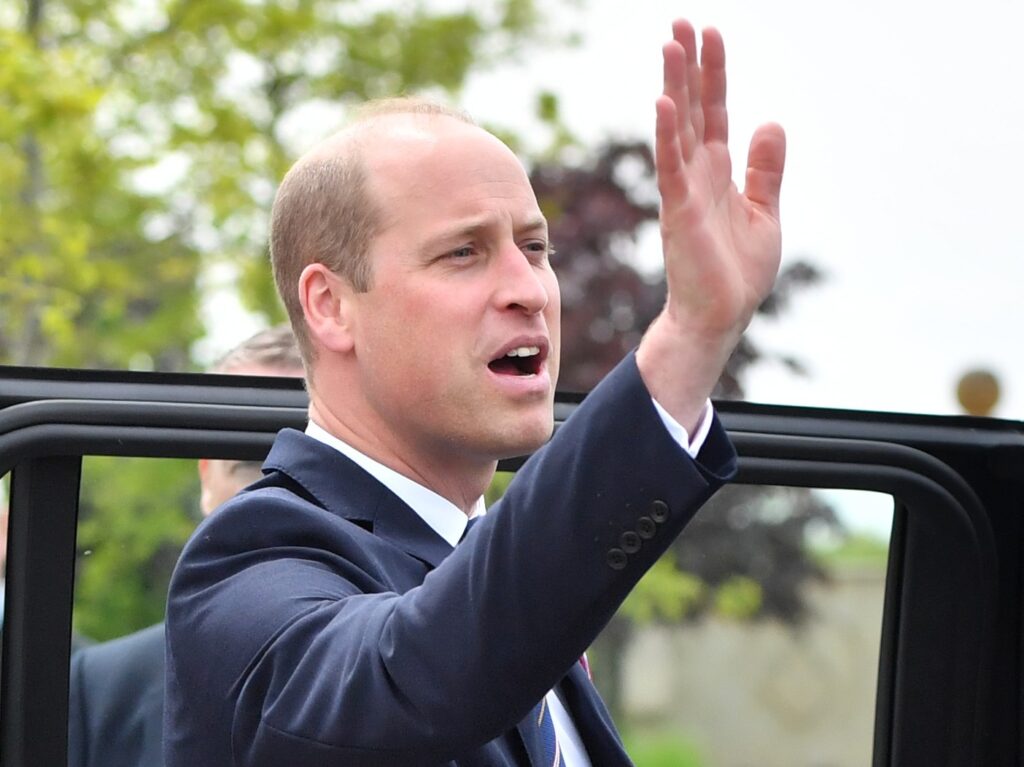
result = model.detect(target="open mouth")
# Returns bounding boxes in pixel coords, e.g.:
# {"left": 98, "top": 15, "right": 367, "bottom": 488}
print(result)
{"left": 488, "top": 346, "right": 544, "bottom": 377}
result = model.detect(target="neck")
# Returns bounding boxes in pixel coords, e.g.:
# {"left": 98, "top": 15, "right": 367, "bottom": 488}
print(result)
{"left": 307, "top": 396, "right": 495, "bottom": 516}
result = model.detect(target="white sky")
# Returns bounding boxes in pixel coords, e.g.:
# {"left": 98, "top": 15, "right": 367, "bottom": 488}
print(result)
{"left": 455, "top": 0, "right": 1024, "bottom": 421}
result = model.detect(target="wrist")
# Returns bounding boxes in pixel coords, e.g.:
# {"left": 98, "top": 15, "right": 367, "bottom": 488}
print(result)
{"left": 635, "top": 311, "right": 737, "bottom": 432}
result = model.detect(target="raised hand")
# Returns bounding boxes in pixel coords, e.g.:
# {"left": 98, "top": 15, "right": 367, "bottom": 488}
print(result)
{"left": 637, "top": 20, "right": 786, "bottom": 432}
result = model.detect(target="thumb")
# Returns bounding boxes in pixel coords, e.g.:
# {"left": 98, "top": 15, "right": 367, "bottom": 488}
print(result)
{"left": 744, "top": 122, "right": 786, "bottom": 217}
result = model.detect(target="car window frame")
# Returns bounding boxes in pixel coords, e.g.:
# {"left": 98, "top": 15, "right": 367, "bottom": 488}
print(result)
{"left": 0, "top": 366, "right": 1020, "bottom": 766}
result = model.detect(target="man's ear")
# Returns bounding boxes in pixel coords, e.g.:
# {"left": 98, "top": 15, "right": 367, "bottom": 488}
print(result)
{"left": 298, "top": 263, "right": 357, "bottom": 354}
{"left": 196, "top": 458, "right": 215, "bottom": 517}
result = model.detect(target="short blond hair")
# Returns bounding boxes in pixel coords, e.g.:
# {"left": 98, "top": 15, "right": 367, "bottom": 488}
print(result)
{"left": 269, "top": 97, "right": 475, "bottom": 363}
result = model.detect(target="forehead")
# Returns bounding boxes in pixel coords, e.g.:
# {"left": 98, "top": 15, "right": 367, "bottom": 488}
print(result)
{"left": 358, "top": 115, "right": 542, "bottom": 230}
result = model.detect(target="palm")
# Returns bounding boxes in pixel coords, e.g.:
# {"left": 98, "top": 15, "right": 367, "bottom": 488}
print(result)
{"left": 655, "top": 22, "right": 786, "bottom": 338}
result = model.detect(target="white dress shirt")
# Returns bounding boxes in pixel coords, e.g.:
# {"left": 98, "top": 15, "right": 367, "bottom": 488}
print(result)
{"left": 305, "top": 397, "right": 713, "bottom": 766}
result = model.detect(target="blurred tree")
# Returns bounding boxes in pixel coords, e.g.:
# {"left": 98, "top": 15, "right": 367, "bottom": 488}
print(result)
{"left": 1, "top": 0, "right": 563, "bottom": 638}
{"left": 0, "top": 9, "right": 201, "bottom": 370}
{"left": 74, "top": 457, "right": 200, "bottom": 641}
{"left": 1, "top": 0, "right": 556, "bottom": 370}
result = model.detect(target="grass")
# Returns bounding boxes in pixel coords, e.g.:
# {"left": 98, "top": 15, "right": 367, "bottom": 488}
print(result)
{"left": 812, "top": 531, "right": 890, "bottom": 568}
{"left": 621, "top": 728, "right": 705, "bottom": 767}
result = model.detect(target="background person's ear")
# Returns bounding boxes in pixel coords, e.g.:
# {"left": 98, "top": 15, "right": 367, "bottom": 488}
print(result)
{"left": 197, "top": 458, "right": 215, "bottom": 517}
{"left": 298, "top": 263, "right": 357, "bottom": 354}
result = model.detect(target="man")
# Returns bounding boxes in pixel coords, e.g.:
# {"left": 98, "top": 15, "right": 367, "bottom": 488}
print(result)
{"left": 67, "top": 325, "right": 304, "bottom": 767}
{"left": 165, "top": 19, "right": 786, "bottom": 766}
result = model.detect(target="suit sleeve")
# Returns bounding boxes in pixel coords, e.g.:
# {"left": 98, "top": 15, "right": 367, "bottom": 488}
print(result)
{"left": 166, "top": 353, "right": 736, "bottom": 766}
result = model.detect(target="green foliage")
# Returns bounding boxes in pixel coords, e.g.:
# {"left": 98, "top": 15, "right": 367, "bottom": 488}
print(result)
{"left": 813, "top": 532, "right": 890, "bottom": 569}
{"left": 1, "top": 10, "right": 201, "bottom": 369}
{"left": 1, "top": 0, "right": 562, "bottom": 368}
{"left": 74, "top": 457, "right": 199, "bottom": 640}
{"left": 712, "top": 575, "right": 763, "bottom": 620}
{"left": 617, "top": 557, "right": 765, "bottom": 627}
{"left": 484, "top": 470, "right": 514, "bottom": 508}
{"left": 621, "top": 728, "right": 705, "bottom": 767}
{"left": 620, "top": 556, "right": 705, "bottom": 624}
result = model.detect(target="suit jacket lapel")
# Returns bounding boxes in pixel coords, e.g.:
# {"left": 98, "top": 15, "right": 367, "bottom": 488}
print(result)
{"left": 263, "top": 428, "right": 454, "bottom": 569}
{"left": 557, "top": 662, "right": 633, "bottom": 767}
{"left": 515, "top": 712, "right": 543, "bottom": 767}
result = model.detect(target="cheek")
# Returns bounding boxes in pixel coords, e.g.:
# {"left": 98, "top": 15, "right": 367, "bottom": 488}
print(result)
{"left": 204, "top": 465, "right": 235, "bottom": 508}
{"left": 361, "top": 308, "right": 459, "bottom": 395}
{"left": 358, "top": 279, "right": 484, "bottom": 385}
{"left": 358, "top": 289, "right": 422, "bottom": 356}
{"left": 543, "top": 266, "right": 561, "bottom": 306}
{"left": 544, "top": 274, "right": 562, "bottom": 332}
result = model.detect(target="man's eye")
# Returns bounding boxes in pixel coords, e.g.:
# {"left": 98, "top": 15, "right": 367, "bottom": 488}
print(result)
{"left": 447, "top": 246, "right": 475, "bottom": 259}
{"left": 524, "top": 241, "right": 554, "bottom": 257}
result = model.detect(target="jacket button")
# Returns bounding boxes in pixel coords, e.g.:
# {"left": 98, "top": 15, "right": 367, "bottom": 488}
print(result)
{"left": 637, "top": 517, "right": 656, "bottom": 539}
{"left": 620, "top": 531, "right": 641, "bottom": 554}
{"left": 606, "top": 548, "right": 628, "bottom": 570}
{"left": 650, "top": 500, "right": 669, "bottom": 523}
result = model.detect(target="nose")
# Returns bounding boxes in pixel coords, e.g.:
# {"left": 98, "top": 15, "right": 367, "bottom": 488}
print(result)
{"left": 492, "top": 244, "right": 551, "bottom": 315}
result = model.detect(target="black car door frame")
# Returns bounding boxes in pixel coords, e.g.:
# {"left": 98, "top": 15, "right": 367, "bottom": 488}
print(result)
{"left": 0, "top": 366, "right": 1021, "bottom": 766}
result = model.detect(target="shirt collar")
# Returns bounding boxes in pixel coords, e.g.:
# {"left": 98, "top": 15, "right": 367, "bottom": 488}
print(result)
{"left": 304, "top": 420, "right": 484, "bottom": 548}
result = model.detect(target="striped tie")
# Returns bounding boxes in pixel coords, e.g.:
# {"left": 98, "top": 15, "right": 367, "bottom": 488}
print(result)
{"left": 533, "top": 697, "right": 563, "bottom": 767}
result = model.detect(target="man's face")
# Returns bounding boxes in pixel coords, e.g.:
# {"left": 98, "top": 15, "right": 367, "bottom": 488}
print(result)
{"left": 348, "top": 117, "right": 561, "bottom": 468}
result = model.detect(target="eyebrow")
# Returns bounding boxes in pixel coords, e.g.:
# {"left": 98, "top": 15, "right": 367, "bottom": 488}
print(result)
{"left": 428, "top": 214, "right": 549, "bottom": 247}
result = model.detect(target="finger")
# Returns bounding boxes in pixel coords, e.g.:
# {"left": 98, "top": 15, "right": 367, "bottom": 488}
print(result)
{"left": 662, "top": 41, "right": 696, "bottom": 161}
{"left": 744, "top": 123, "right": 787, "bottom": 216}
{"left": 654, "top": 95, "right": 689, "bottom": 206}
{"left": 700, "top": 27, "right": 728, "bottom": 146}
{"left": 672, "top": 20, "right": 703, "bottom": 145}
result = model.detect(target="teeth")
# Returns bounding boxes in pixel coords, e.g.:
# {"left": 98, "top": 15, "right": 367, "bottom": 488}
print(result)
{"left": 505, "top": 346, "right": 540, "bottom": 358}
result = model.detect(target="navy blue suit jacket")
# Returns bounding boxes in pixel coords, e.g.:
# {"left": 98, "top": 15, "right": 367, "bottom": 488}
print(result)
{"left": 164, "top": 355, "right": 737, "bottom": 766}
{"left": 68, "top": 622, "right": 165, "bottom": 767}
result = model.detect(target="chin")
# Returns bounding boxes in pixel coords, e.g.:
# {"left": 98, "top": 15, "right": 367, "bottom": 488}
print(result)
{"left": 490, "top": 418, "right": 554, "bottom": 460}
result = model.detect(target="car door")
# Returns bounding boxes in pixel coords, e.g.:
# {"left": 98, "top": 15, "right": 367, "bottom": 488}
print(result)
{"left": 0, "top": 365, "right": 1020, "bottom": 766}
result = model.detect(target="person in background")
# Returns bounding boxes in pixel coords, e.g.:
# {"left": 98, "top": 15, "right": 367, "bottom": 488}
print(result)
{"left": 67, "top": 325, "right": 304, "bottom": 767}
